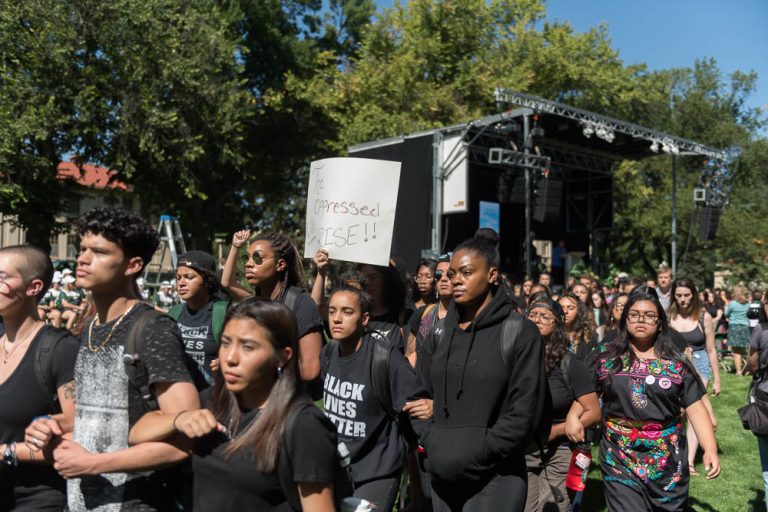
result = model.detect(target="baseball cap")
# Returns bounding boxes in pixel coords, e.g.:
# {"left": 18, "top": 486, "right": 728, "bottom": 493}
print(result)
{"left": 177, "top": 251, "right": 216, "bottom": 275}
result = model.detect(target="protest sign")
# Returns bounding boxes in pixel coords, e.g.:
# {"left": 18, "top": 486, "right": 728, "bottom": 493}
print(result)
{"left": 304, "top": 157, "right": 401, "bottom": 266}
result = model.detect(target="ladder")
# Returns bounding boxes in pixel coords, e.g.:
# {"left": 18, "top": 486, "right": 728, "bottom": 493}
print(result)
{"left": 142, "top": 214, "right": 187, "bottom": 293}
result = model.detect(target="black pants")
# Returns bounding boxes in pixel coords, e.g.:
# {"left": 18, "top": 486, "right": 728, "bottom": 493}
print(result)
{"left": 431, "top": 471, "right": 527, "bottom": 512}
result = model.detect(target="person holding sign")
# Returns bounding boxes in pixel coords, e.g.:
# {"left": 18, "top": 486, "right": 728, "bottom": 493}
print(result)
{"left": 221, "top": 230, "right": 323, "bottom": 385}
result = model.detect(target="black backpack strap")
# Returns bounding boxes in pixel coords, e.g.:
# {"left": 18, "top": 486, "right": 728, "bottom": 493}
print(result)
{"left": 283, "top": 286, "right": 301, "bottom": 312}
{"left": 500, "top": 314, "right": 523, "bottom": 368}
{"left": 369, "top": 330, "right": 397, "bottom": 420}
{"left": 123, "top": 309, "right": 161, "bottom": 411}
{"left": 34, "top": 326, "right": 67, "bottom": 412}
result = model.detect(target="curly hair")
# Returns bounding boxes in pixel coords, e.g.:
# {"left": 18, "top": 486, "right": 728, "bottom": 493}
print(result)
{"left": 331, "top": 271, "right": 373, "bottom": 314}
{"left": 558, "top": 293, "right": 595, "bottom": 349}
{"left": 527, "top": 299, "right": 569, "bottom": 374}
{"left": 77, "top": 207, "right": 159, "bottom": 272}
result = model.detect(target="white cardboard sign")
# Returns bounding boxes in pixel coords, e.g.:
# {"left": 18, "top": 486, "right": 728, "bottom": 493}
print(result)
{"left": 304, "top": 157, "right": 401, "bottom": 266}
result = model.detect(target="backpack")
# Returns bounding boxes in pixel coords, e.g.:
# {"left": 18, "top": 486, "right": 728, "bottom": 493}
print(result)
{"left": 168, "top": 300, "right": 229, "bottom": 342}
{"left": 34, "top": 326, "right": 74, "bottom": 412}
{"left": 322, "top": 328, "right": 398, "bottom": 420}
{"left": 122, "top": 309, "right": 164, "bottom": 411}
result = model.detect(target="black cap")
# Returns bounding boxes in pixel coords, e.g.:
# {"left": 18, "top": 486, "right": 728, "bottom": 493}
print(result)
{"left": 177, "top": 251, "right": 216, "bottom": 275}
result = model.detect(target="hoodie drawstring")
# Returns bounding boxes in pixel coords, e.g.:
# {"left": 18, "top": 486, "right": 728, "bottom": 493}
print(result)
{"left": 442, "top": 328, "right": 457, "bottom": 417}
{"left": 456, "top": 326, "right": 478, "bottom": 401}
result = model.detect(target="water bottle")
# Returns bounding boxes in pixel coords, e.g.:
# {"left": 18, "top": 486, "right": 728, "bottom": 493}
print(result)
{"left": 565, "top": 443, "right": 592, "bottom": 492}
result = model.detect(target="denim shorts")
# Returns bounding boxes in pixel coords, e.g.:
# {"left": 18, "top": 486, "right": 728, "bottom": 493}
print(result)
{"left": 691, "top": 349, "right": 712, "bottom": 381}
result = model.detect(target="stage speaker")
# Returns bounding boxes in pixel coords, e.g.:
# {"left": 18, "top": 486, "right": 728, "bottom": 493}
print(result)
{"left": 534, "top": 178, "right": 563, "bottom": 223}
{"left": 699, "top": 206, "right": 721, "bottom": 241}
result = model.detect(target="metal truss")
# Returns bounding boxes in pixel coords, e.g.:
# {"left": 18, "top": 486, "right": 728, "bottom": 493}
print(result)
{"left": 487, "top": 148, "right": 551, "bottom": 170}
{"left": 494, "top": 89, "right": 726, "bottom": 161}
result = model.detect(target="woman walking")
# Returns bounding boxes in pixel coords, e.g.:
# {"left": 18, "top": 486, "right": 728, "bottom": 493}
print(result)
{"left": 596, "top": 286, "right": 720, "bottom": 511}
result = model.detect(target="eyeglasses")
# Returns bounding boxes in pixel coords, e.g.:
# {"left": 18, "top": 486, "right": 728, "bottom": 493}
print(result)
{"left": 241, "top": 253, "right": 275, "bottom": 265}
{"left": 614, "top": 302, "right": 626, "bottom": 310}
{"left": 434, "top": 270, "right": 449, "bottom": 281}
{"left": 528, "top": 312, "right": 556, "bottom": 325}
{"left": 626, "top": 311, "right": 659, "bottom": 324}
{"left": 0, "top": 271, "right": 21, "bottom": 288}
{"left": 414, "top": 275, "right": 434, "bottom": 283}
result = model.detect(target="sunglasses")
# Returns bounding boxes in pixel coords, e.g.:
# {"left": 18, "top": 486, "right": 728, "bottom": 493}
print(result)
{"left": 241, "top": 253, "right": 275, "bottom": 265}
{"left": 434, "top": 270, "right": 451, "bottom": 281}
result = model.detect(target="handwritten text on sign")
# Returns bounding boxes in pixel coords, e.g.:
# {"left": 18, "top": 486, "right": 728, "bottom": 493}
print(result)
{"left": 304, "top": 158, "right": 401, "bottom": 266}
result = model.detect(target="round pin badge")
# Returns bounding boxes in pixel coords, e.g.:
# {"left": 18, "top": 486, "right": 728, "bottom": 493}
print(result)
{"left": 659, "top": 378, "right": 672, "bottom": 389}
{"left": 645, "top": 375, "right": 656, "bottom": 385}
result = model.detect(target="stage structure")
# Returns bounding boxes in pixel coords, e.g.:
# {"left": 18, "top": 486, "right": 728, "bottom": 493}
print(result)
{"left": 348, "top": 90, "right": 726, "bottom": 277}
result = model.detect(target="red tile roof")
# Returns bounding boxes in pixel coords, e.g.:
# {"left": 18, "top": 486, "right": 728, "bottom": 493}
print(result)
{"left": 57, "top": 162, "right": 129, "bottom": 191}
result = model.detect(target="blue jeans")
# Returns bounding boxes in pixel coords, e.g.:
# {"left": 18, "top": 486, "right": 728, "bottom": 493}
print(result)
{"left": 758, "top": 435, "right": 768, "bottom": 511}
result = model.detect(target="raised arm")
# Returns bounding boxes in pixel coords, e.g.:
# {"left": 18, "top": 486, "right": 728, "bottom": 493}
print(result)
{"left": 221, "top": 230, "right": 253, "bottom": 301}
{"left": 311, "top": 249, "right": 329, "bottom": 307}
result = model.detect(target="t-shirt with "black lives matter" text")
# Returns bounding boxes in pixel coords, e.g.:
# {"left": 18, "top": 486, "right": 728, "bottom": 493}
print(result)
{"left": 321, "top": 331, "right": 416, "bottom": 485}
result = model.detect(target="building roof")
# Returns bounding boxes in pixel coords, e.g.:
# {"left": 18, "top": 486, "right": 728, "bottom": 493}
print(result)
{"left": 57, "top": 162, "right": 130, "bottom": 191}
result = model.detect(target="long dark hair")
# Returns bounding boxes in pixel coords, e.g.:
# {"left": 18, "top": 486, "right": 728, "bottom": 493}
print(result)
{"left": 605, "top": 292, "right": 628, "bottom": 334}
{"left": 603, "top": 286, "right": 694, "bottom": 376}
{"left": 358, "top": 262, "right": 406, "bottom": 320}
{"left": 208, "top": 299, "right": 307, "bottom": 471}
{"left": 252, "top": 232, "right": 307, "bottom": 299}
{"left": 527, "top": 298, "right": 569, "bottom": 374}
{"left": 667, "top": 278, "right": 702, "bottom": 321}
{"left": 559, "top": 293, "right": 594, "bottom": 349}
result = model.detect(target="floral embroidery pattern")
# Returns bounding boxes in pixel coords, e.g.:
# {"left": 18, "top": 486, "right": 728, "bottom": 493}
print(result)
{"left": 605, "top": 417, "right": 682, "bottom": 487}
{"left": 597, "top": 355, "right": 686, "bottom": 408}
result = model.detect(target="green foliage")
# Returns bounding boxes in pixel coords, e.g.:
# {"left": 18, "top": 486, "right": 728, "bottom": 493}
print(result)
{"left": 1, "top": 0, "right": 765, "bottom": 287}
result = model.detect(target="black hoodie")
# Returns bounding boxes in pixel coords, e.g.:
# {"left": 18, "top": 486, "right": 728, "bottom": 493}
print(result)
{"left": 412, "top": 287, "right": 546, "bottom": 484}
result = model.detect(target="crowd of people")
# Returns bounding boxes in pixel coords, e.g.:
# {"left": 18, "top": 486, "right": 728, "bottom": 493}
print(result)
{"left": 1, "top": 206, "right": 767, "bottom": 512}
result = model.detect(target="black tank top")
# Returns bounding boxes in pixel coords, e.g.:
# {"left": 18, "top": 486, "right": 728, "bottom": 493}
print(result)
{"left": 678, "top": 323, "right": 706, "bottom": 351}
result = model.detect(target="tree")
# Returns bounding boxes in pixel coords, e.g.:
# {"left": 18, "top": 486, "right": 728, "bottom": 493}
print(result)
{"left": 0, "top": 1, "right": 82, "bottom": 250}
{"left": 0, "top": 0, "right": 252, "bottom": 249}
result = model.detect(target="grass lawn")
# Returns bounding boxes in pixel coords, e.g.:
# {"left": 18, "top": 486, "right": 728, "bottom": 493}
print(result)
{"left": 582, "top": 372, "right": 764, "bottom": 511}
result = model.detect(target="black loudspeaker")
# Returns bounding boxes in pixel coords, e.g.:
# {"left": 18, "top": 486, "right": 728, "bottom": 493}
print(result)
{"left": 534, "top": 178, "right": 563, "bottom": 223}
{"left": 699, "top": 206, "right": 721, "bottom": 240}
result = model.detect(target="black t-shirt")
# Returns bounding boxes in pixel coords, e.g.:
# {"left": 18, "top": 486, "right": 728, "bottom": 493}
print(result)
{"left": 548, "top": 353, "right": 595, "bottom": 425}
{"left": 192, "top": 403, "right": 338, "bottom": 511}
{"left": 283, "top": 287, "right": 322, "bottom": 339}
{"left": 0, "top": 326, "right": 79, "bottom": 510}
{"left": 596, "top": 353, "right": 704, "bottom": 423}
{"left": 321, "top": 332, "right": 416, "bottom": 484}
{"left": 68, "top": 302, "right": 193, "bottom": 512}
{"left": 368, "top": 315, "right": 405, "bottom": 355}
{"left": 176, "top": 301, "right": 221, "bottom": 385}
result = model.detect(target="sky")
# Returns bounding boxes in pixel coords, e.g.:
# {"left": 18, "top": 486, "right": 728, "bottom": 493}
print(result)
{"left": 376, "top": 0, "right": 768, "bottom": 120}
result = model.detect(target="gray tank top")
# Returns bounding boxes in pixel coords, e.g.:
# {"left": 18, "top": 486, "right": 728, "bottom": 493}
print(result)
{"left": 678, "top": 323, "right": 706, "bottom": 351}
